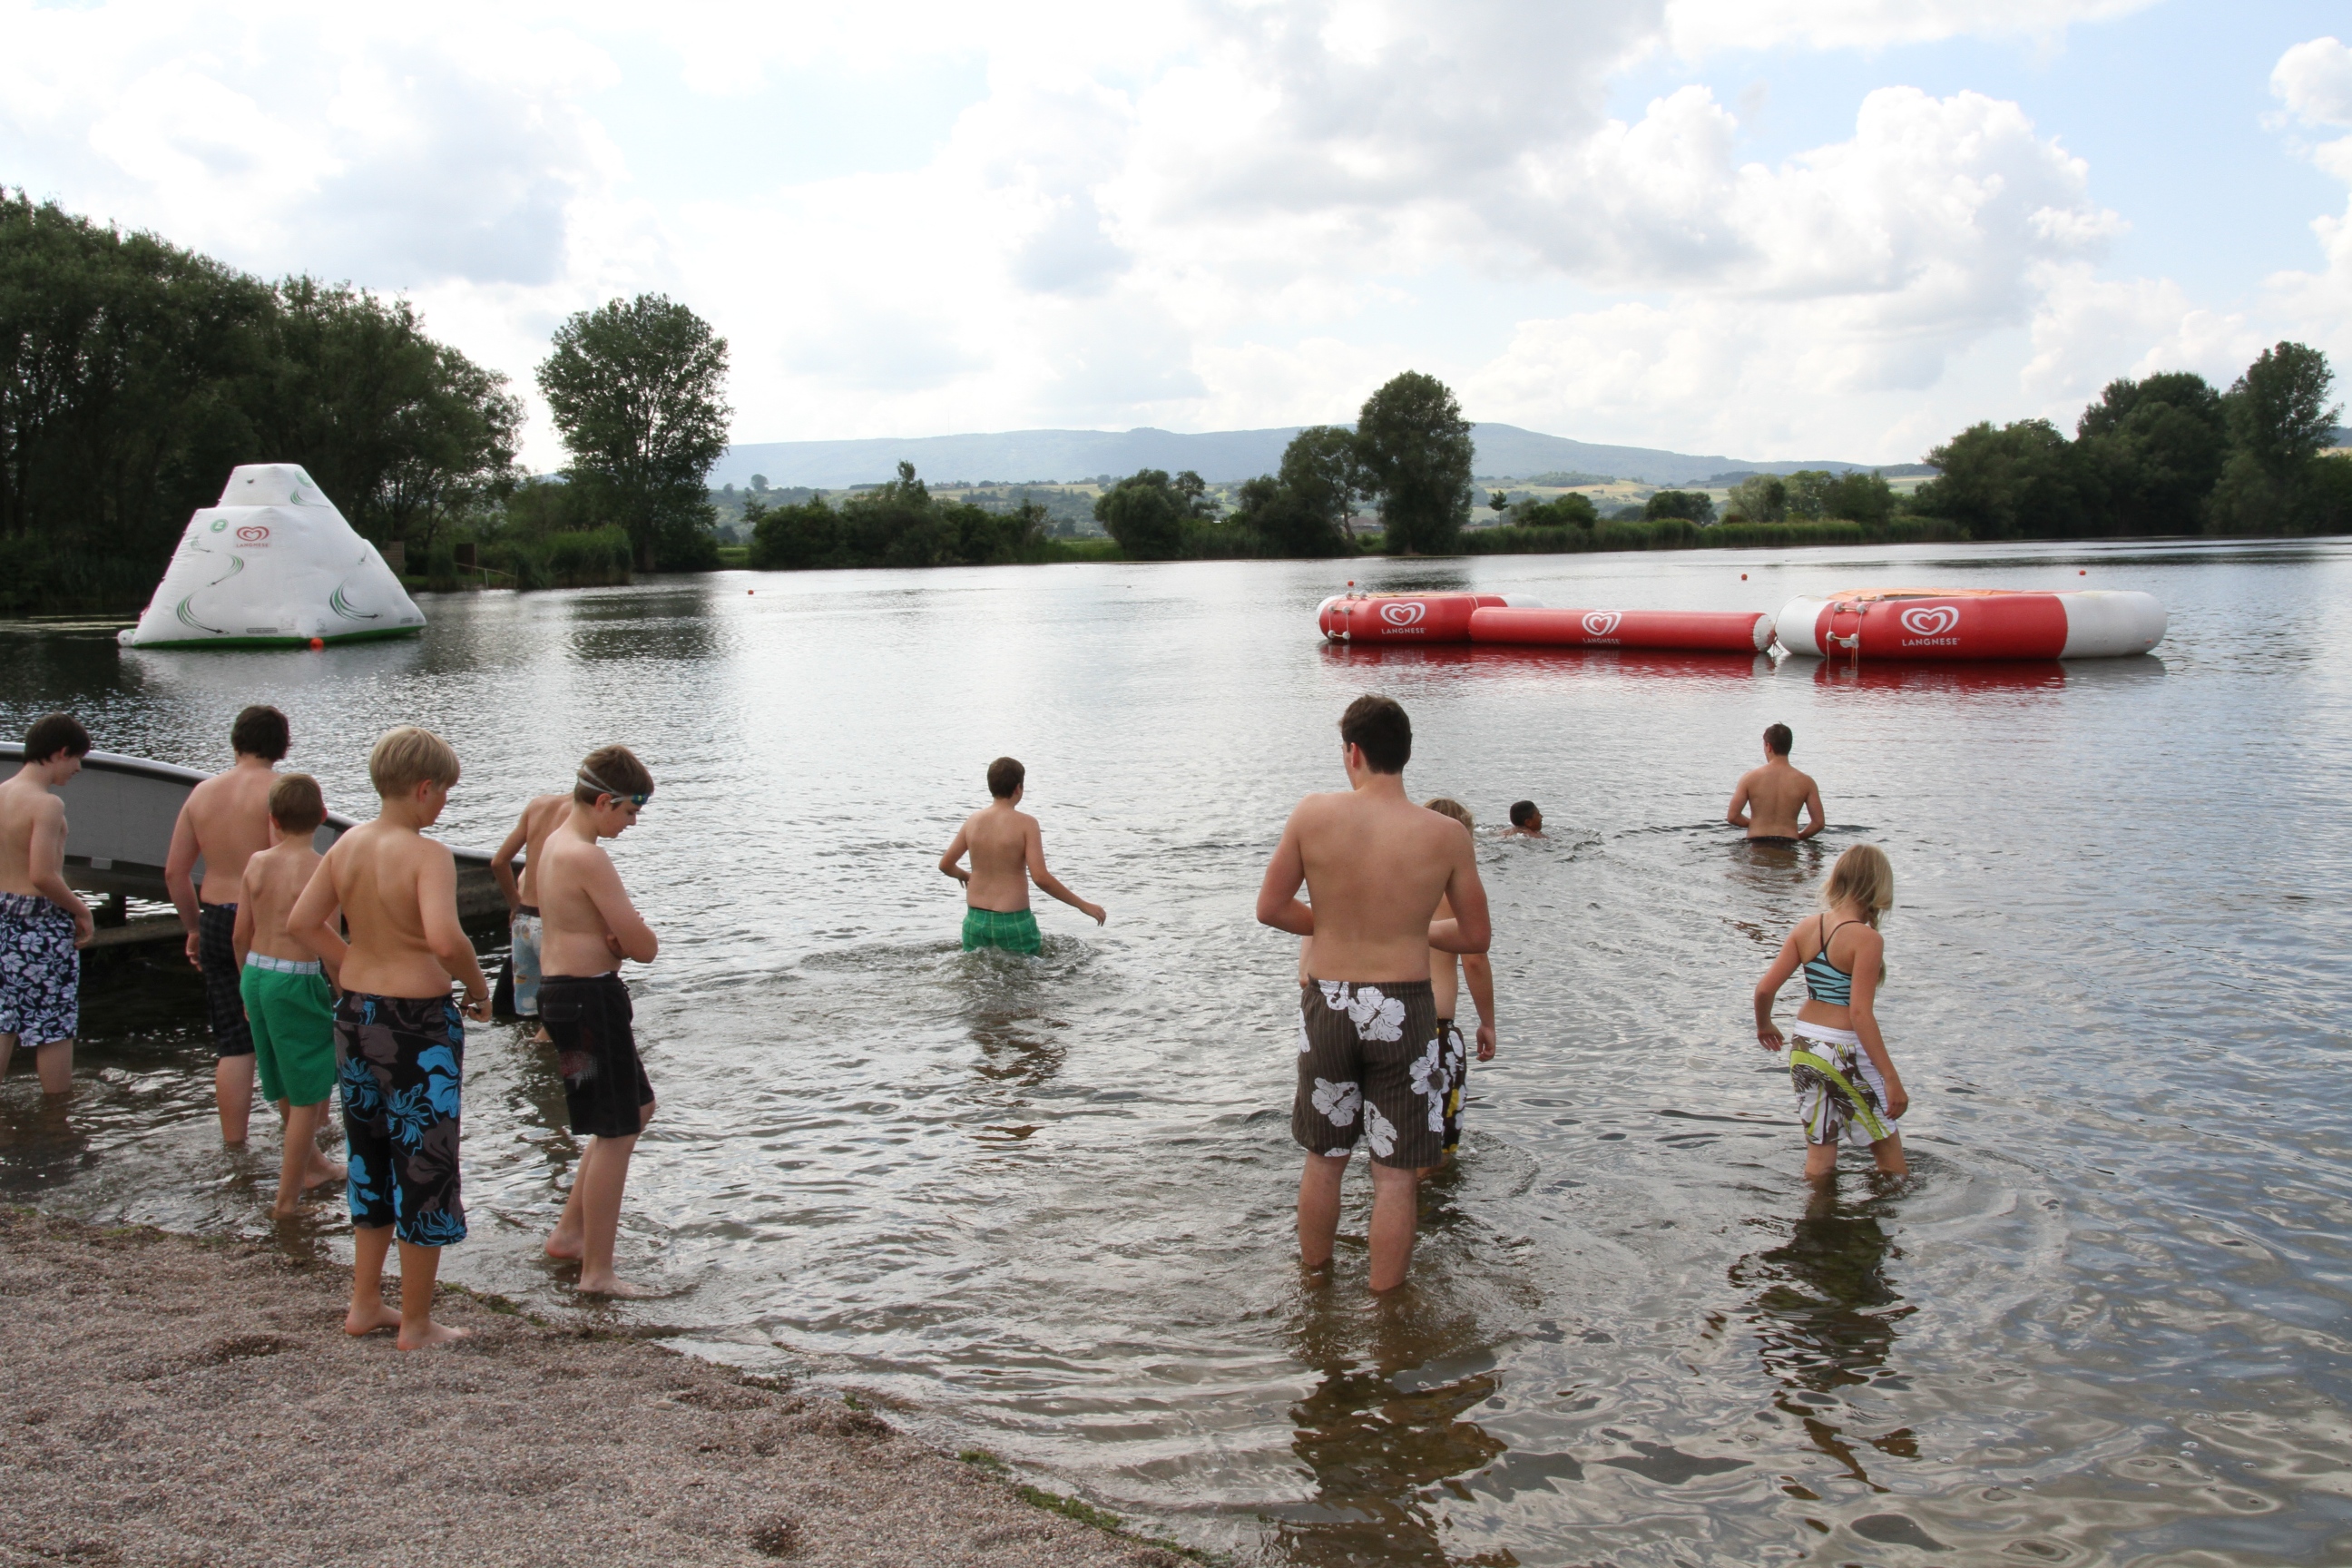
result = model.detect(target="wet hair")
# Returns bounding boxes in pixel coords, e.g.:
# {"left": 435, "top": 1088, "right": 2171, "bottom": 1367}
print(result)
{"left": 231, "top": 704, "right": 289, "bottom": 761}
{"left": 268, "top": 772, "right": 326, "bottom": 834}
{"left": 987, "top": 756, "right": 1024, "bottom": 799}
{"left": 1338, "top": 694, "right": 1410, "bottom": 774}
{"left": 367, "top": 726, "right": 460, "bottom": 797}
{"left": 1423, "top": 797, "right": 1474, "bottom": 831}
{"left": 1822, "top": 843, "right": 1894, "bottom": 927}
{"left": 1764, "top": 722, "right": 1793, "bottom": 757}
{"left": 1508, "top": 800, "right": 1538, "bottom": 828}
{"left": 23, "top": 712, "right": 91, "bottom": 764}
{"left": 573, "top": 743, "right": 654, "bottom": 806}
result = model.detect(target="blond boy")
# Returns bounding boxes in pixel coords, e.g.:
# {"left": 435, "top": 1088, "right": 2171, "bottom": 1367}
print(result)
{"left": 289, "top": 727, "right": 489, "bottom": 1350}
{"left": 534, "top": 746, "right": 662, "bottom": 1298}
{"left": 231, "top": 773, "right": 346, "bottom": 1216}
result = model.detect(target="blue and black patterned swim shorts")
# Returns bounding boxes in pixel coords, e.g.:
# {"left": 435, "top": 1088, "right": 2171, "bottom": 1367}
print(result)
{"left": 0, "top": 891, "right": 77, "bottom": 1046}
{"left": 338, "top": 991, "right": 466, "bottom": 1246}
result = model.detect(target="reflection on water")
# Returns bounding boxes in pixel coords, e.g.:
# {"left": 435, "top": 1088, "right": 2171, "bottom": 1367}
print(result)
{"left": 6, "top": 540, "right": 2352, "bottom": 1565}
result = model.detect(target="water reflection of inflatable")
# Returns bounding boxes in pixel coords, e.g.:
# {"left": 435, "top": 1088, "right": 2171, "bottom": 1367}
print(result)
{"left": 1777, "top": 588, "right": 2165, "bottom": 661}
{"left": 1808, "top": 658, "right": 2069, "bottom": 695}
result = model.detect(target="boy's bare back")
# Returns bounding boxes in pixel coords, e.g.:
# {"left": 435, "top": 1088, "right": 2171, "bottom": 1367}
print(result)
{"left": 1284, "top": 790, "right": 1479, "bottom": 980}
{"left": 316, "top": 821, "right": 462, "bottom": 997}
{"left": 0, "top": 776, "right": 69, "bottom": 902}
{"left": 959, "top": 803, "right": 1037, "bottom": 913}
{"left": 1730, "top": 760, "right": 1823, "bottom": 841}
{"left": 240, "top": 843, "right": 327, "bottom": 965}
{"left": 505, "top": 793, "right": 571, "bottom": 906}
{"left": 177, "top": 768, "right": 278, "bottom": 902}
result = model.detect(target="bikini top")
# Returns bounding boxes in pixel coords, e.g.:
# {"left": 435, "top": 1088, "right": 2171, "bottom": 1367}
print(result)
{"left": 1802, "top": 916, "right": 1864, "bottom": 1005}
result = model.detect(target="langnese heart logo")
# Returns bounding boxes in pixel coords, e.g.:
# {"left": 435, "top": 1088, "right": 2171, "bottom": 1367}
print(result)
{"left": 235, "top": 524, "right": 270, "bottom": 544}
{"left": 1581, "top": 612, "right": 1622, "bottom": 638}
{"left": 1379, "top": 600, "right": 1427, "bottom": 627}
{"left": 1898, "top": 605, "right": 1960, "bottom": 638}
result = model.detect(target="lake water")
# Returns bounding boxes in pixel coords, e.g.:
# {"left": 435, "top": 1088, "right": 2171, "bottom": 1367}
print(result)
{"left": 5, "top": 539, "right": 2350, "bottom": 1566}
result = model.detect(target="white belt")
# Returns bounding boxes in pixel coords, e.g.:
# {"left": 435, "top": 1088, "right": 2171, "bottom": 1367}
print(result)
{"left": 244, "top": 953, "right": 321, "bottom": 975}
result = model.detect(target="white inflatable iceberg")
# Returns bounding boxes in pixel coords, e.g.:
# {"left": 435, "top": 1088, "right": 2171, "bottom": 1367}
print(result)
{"left": 119, "top": 465, "right": 425, "bottom": 649}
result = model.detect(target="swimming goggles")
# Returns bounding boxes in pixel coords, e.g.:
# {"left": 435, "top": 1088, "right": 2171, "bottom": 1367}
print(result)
{"left": 577, "top": 767, "right": 652, "bottom": 807}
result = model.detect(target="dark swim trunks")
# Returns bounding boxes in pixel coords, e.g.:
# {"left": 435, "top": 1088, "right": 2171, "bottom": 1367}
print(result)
{"left": 538, "top": 972, "right": 654, "bottom": 1141}
{"left": 338, "top": 992, "right": 466, "bottom": 1246}
{"left": 1437, "top": 1018, "right": 1468, "bottom": 1156}
{"left": 1745, "top": 836, "right": 1800, "bottom": 848}
{"left": 0, "top": 891, "right": 78, "bottom": 1045}
{"left": 199, "top": 902, "right": 252, "bottom": 1056}
{"left": 1292, "top": 979, "right": 1445, "bottom": 1169}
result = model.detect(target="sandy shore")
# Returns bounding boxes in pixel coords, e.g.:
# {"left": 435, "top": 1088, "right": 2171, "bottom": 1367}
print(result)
{"left": 0, "top": 1210, "right": 1189, "bottom": 1568}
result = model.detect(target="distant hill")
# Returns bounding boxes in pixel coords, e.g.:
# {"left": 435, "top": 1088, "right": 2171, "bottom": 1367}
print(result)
{"left": 709, "top": 423, "right": 1923, "bottom": 491}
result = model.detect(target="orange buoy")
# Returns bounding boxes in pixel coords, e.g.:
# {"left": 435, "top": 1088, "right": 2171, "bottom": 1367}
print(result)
{"left": 308, "top": 637, "right": 324, "bottom": 650}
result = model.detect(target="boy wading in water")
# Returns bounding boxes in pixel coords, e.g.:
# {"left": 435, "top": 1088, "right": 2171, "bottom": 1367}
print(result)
{"left": 1753, "top": 843, "right": 1908, "bottom": 1181}
{"left": 289, "top": 727, "right": 490, "bottom": 1349}
{"left": 0, "top": 715, "right": 94, "bottom": 1096}
{"left": 535, "top": 747, "right": 662, "bottom": 1298}
{"left": 1256, "top": 696, "right": 1490, "bottom": 1292}
{"left": 938, "top": 757, "right": 1104, "bottom": 954}
{"left": 1726, "top": 723, "right": 1826, "bottom": 846}
{"left": 492, "top": 790, "right": 572, "bottom": 1041}
{"left": 1420, "top": 799, "right": 1496, "bottom": 1169}
{"left": 166, "top": 705, "right": 289, "bottom": 1144}
{"left": 231, "top": 774, "right": 346, "bottom": 1216}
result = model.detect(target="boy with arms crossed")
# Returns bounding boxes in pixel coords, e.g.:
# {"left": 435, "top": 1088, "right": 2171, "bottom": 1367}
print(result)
{"left": 166, "top": 705, "right": 289, "bottom": 1145}
{"left": 938, "top": 757, "right": 1105, "bottom": 954}
{"left": 1256, "top": 696, "right": 1490, "bottom": 1293}
{"left": 491, "top": 789, "right": 572, "bottom": 1039}
{"left": 0, "top": 714, "right": 93, "bottom": 1095}
{"left": 289, "top": 728, "right": 489, "bottom": 1349}
{"left": 534, "top": 747, "right": 661, "bottom": 1298}
{"left": 231, "top": 773, "right": 345, "bottom": 1216}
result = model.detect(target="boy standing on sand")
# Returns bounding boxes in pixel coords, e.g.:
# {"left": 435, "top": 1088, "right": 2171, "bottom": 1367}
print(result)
{"left": 166, "top": 705, "right": 289, "bottom": 1144}
{"left": 1255, "top": 696, "right": 1490, "bottom": 1293}
{"left": 0, "top": 715, "right": 94, "bottom": 1096}
{"left": 289, "top": 727, "right": 489, "bottom": 1350}
{"left": 534, "top": 747, "right": 662, "bottom": 1298}
{"left": 491, "top": 790, "right": 571, "bottom": 1039}
{"left": 1420, "top": 799, "right": 1497, "bottom": 1169}
{"left": 937, "top": 757, "right": 1105, "bottom": 954}
{"left": 231, "top": 773, "right": 346, "bottom": 1217}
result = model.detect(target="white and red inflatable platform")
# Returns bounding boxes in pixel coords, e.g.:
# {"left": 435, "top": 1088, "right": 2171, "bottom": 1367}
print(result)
{"left": 1317, "top": 593, "right": 1772, "bottom": 652}
{"left": 1773, "top": 587, "right": 2166, "bottom": 661}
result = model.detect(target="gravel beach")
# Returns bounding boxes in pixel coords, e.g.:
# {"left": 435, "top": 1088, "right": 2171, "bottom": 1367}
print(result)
{"left": 0, "top": 1210, "right": 1185, "bottom": 1568}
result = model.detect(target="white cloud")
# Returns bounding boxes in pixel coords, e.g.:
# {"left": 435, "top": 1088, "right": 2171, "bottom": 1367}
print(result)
{"left": 1663, "top": 0, "right": 2158, "bottom": 57}
{"left": 2264, "top": 36, "right": 2352, "bottom": 370}
{"left": 2272, "top": 35, "right": 2352, "bottom": 127}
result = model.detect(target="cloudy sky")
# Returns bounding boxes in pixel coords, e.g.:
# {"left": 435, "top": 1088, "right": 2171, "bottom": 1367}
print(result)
{"left": 5, "top": 1, "right": 2349, "bottom": 469}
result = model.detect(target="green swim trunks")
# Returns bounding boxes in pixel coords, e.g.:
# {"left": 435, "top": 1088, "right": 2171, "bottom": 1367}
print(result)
{"left": 240, "top": 956, "right": 338, "bottom": 1106}
{"left": 962, "top": 906, "right": 1043, "bottom": 956}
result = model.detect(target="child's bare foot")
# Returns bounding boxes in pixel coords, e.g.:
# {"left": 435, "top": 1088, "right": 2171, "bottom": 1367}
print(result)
{"left": 576, "top": 1274, "right": 655, "bottom": 1298}
{"left": 343, "top": 1300, "right": 402, "bottom": 1337}
{"left": 303, "top": 1157, "right": 346, "bottom": 1191}
{"left": 270, "top": 1197, "right": 308, "bottom": 1220}
{"left": 544, "top": 1230, "right": 584, "bottom": 1261}
{"left": 396, "top": 1319, "right": 473, "bottom": 1351}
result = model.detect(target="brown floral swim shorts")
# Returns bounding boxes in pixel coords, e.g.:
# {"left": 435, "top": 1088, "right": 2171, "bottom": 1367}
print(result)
{"left": 1291, "top": 978, "right": 1445, "bottom": 1170}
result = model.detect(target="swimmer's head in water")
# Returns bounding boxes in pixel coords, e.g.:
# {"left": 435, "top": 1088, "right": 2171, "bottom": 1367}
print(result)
{"left": 1424, "top": 797, "right": 1474, "bottom": 831}
{"left": 268, "top": 772, "right": 326, "bottom": 835}
{"left": 368, "top": 726, "right": 458, "bottom": 798}
{"left": 231, "top": 704, "right": 289, "bottom": 762}
{"left": 1764, "top": 722, "right": 1793, "bottom": 757}
{"left": 1339, "top": 694, "right": 1410, "bottom": 774}
{"left": 574, "top": 744, "right": 654, "bottom": 808}
{"left": 1822, "top": 843, "right": 1894, "bottom": 926}
{"left": 1508, "top": 799, "right": 1539, "bottom": 828}
{"left": 22, "top": 711, "right": 90, "bottom": 764}
{"left": 987, "top": 756, "right": 1024, "bottom": 799}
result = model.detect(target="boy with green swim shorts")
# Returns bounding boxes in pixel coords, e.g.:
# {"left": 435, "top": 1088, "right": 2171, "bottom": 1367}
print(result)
{"left": 938, "top": 757, "right": 1105, "bottom": 953}
{"left": 232, "top": 773, "right": 346, "bottom": 1218}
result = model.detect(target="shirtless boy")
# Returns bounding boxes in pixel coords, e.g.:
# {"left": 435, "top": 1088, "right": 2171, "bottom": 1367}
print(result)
{"left": 1420, "top": 799, "right": 1496, "bottom": 1168}
{"left": 534, "top": 746, "right": 662, "bottom": 1298}
{"left": 1255, "top": 696, "right": 1490, "bottom": 1293}
{"left": 1504, "top": 800, "right": 1545, "bottom": 838}
{"left": 289, "top": 727, "right": 490, "bottom": 1350}
{"left": 492, "top": 790, "right": 571, "bottom": 1039}
{"left": 1726, "top": 724, "right": 1825, "bottom": 845}
{"left": 232, "top": 773, "right": 345, "bottom": 1215}
{"left": 166, "top": 705, "right": 289, "bottom": 1143}
{"left": 937, "top": 757, "right": 1104, "bottom": 954}
{"left": 0, "top": 715, "right": 93, "bottom": 1096}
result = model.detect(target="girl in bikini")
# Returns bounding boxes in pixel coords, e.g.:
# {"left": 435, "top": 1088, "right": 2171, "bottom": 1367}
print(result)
{"left": 1752, "top": 843, "right": 1908, "bottom": 1180}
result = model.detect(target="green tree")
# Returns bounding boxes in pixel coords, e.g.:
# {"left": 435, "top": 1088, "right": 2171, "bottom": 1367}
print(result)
{"left": 1356, "top": 370, "right": 1475, "bottom": 554}
{"left": 2073, "top": 372, "right": 2227, "bottom": 535}
{"left": 1909, "top": 419, "right": 2084, "bottom": 538}
{"left": 1729, "top": 474, "right": 1788, "bottom": 523}
{"left": 1643, "top": 488, "right": 1715, "bottom": 524}
{"left": 1093, "top": 468, "right": 1189, "bottom": 559}
{"left": 2207, "top": 342, "right": 2340, "bottom": 534}
{"left": 537, "top": 293, "right": 730, "bottom": 570}
{"left": 1508, "top": 492, "right": 1599, "bottom": 530}
{"left": 1826, "top": 469, "right": 1897, "bottom": 526}
{"left": 1231, "top": 425, "right": 1362, "bottom": 556}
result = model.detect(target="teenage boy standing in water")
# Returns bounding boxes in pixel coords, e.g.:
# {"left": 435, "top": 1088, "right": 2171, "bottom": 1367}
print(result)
{"left": 165, "top": 705, "right": 289, "bottom": 1144}
{"left": 1256, "top": 696, "right": 1489, "bottom": 1293}
{"left": 1726, "top": 723, "right": 1826, "bottom": 846}
{"left": 0, "top": 714, "right": 93, "bottom": 1096}
{"left": 937, "top": 757, "right": 1105, "bottom": 954}
{"left": 492, "top": 789, "right": 571, "bottom": 1039}
{"left": 534, "top": 747, "right": 662, "bottom": 1298}
{"left": 289, "top": 727, "right": 489, "bottom": 1350}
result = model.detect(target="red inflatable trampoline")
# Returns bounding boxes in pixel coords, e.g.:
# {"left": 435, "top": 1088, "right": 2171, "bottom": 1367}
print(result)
{"left": 1774, "top": 588, "right": 2166, "bottom": 661}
